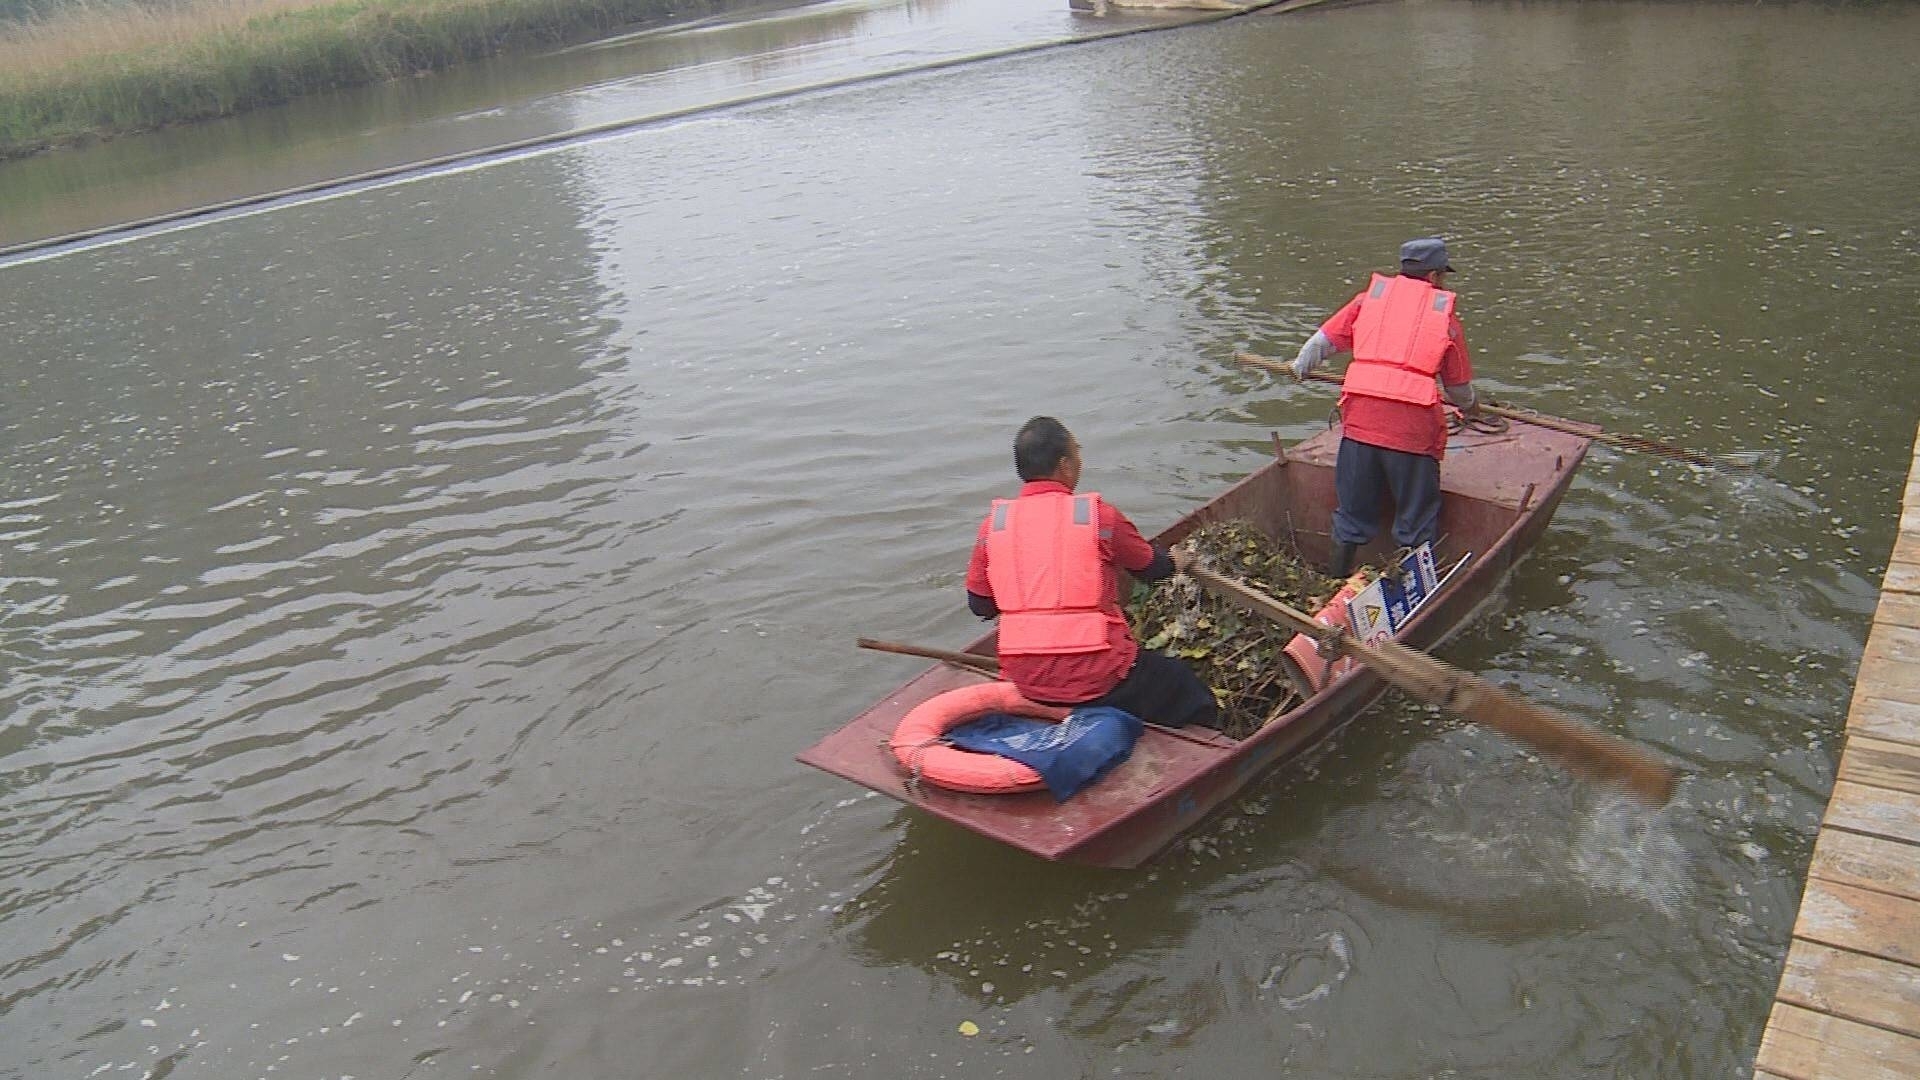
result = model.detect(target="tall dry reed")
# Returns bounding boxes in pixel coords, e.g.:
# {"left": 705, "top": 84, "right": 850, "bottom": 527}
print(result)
{"left": 0, "top": 0, "right": 726, "bottom": 158}
{"left": 0, "top": 0, "right": 343, "bottom": 80}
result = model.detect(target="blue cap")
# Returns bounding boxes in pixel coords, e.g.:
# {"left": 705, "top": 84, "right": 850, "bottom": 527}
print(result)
{"left": 1399, "top": 237, "right": 1455, "bottom": 274}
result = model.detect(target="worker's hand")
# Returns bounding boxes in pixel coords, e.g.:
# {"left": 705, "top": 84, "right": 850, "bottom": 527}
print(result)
{"left": 1170, "top": 546, "right": 1193, "bottom": 574}
{"left": 1291, "top": 331, "right": 1331, "bottom": 380}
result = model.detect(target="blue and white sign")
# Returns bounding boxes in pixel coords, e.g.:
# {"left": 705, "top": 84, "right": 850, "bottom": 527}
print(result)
{"left": 1344, "top": 542, "right": 1441, "bottom": 646}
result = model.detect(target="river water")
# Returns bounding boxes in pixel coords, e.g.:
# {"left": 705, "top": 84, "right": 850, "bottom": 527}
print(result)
{"left": 4, "top": 1, "right": 1919, "bottom": 1077}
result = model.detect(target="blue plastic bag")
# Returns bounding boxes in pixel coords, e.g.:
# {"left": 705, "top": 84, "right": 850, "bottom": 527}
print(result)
{"left": 944, "top": 705, "right": 1144, "bottom": 801}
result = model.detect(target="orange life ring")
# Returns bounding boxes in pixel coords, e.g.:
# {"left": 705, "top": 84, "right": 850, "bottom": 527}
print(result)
{"left": 889, "top": 680, "right": 1071, "bottom": 795}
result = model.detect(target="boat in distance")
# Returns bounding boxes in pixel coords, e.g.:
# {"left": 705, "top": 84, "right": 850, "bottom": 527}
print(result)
{"left": 798, "top": 417, "right": 1596, "bottom": 868}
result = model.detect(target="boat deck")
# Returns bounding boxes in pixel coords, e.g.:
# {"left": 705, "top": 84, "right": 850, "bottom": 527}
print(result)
{"left": 802, "top": 662, "right": 1240, "bottom": 863}
{"left": 1755, "top": 423, "right": 1920, "bottom": 1079}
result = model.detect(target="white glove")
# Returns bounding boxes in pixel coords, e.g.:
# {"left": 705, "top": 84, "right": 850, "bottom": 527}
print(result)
{"left": 1292, "top": 330, "right": 1333, "bottom": 379}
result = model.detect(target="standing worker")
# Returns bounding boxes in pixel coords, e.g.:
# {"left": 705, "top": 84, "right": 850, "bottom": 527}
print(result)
{"left": 1290, "top": 237, "right": 1480, "bottom": 577}
{"left": 965, "top": 416, "right": 1221, "bottom": 731}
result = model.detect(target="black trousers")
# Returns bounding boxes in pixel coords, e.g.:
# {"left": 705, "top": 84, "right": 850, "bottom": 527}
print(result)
{"left": 1332, "top": 437, "right": 1442, "bottom": 548}
{"left": 1084, "top": 649, "right": 1221, "bottom": 730}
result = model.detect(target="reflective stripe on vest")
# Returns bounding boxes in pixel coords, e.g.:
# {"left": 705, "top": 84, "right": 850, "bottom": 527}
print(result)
{"left": 1343, "top": 273, "right": 1455, "bottom": 408}
{"left": 984, "top": 492, "right": 1111, "bottom": 657}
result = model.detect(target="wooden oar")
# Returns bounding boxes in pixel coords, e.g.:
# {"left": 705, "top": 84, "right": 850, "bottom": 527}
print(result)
{"left": 857, "top": 637, "right": 1000, "bottom": 674}
{"left": 1479, "top": 401, "right": 1774, "bottom": 471}
{"left": 1184, "top": 565, "right": 1677, "bottom": 805}
{"left": 1234, "top": 350, "right": 1766, "bottom": 473}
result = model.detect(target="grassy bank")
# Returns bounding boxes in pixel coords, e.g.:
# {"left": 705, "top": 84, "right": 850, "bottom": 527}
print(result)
{"left": 0, "top": 0, "right": 741, "bottom": 159}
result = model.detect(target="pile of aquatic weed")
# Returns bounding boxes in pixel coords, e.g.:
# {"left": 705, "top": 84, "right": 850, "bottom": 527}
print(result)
{"left": 1129, "top": 519, "right": 1348, "bottom": 740}
{"left": 0, "top": 0, "right": 750, "bottom": 157}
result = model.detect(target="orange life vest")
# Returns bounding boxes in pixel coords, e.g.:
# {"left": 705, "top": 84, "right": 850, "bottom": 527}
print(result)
{"left": 1341, "top": 273, "right": 1456, "bottom": 409}
{"left": 985, "top": 492, "right": 1112, "bottom": 657}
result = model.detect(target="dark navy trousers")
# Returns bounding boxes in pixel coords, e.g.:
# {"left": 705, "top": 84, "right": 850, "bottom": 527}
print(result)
{"left": 1040, "top": 650, "right": 1222, "bottom": 730}
{"left": 1332, "top": 437, "right": 1442, "bottom": 548}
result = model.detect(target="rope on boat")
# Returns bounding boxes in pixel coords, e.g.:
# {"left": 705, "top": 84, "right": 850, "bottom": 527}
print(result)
{"left": 883, "top": 734, "right": 950, "bottom": 799}
{"left": 1449, "top": 411, "right": 1511, "bottom": 434}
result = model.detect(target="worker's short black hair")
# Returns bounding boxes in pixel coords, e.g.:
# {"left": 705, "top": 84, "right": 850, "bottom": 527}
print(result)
{"left": 1014, "top": 416, "right": 1073, "bottom": 481}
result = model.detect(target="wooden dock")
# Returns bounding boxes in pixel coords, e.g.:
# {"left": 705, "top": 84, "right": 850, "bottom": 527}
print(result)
{"left": 1755, "top": 423, "right": 1920, "bottom": 1079}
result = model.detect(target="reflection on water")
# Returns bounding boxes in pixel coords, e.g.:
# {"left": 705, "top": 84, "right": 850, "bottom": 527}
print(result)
{"left": 3, "top": 1, "right": 1920, "bottom": 1077}
{"left": 0, "top": 0, "right": 1093, "bottom": 251}
{"left": 1318, "top": 759, "right": 1697, "bottom": 932}
{"left": 843, "top": 813, "right": 1189, "bottom": 1006}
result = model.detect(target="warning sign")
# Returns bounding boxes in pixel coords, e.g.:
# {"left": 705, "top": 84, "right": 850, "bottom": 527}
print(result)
{"left": 1345, "top": 580, "right": 1395, "bottom": 646}
{"left": 1343, "top": 542, "right": 1440, "bottom": 647}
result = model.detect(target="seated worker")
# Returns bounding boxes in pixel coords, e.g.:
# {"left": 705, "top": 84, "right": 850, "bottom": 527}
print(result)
{"left": 965, "top": 416, "right": 1220, "bottom": 730}
{"left": 1290, "top": 236, "right": 1479, "bottom": 577}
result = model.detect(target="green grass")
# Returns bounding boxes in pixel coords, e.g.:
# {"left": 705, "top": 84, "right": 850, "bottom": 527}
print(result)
{"left": 0, "top": 0, "right": 738, "bottom": 158}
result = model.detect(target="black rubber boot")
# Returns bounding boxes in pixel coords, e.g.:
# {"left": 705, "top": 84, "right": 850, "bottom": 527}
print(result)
{"left": 1328, "top": 542, "right": 1358, "bottom": 579}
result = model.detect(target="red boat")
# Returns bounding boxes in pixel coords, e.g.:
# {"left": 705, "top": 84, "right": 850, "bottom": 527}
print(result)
{"left": 799, "top": 417, "right": 1595, "bottom": 868}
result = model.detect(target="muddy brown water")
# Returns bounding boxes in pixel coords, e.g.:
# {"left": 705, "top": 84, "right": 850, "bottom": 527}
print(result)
{"left": 3, "top": 1, "right": 1919, "bottom": 1075}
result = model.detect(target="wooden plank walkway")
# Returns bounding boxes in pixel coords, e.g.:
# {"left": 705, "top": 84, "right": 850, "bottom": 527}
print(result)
{"left": 1755, "top": 423, "right": 1920, "bottom": 1079}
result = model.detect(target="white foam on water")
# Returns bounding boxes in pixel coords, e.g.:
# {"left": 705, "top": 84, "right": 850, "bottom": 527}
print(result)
{"left": 1257, "top": 931, "right": 1352, "bottom": 1010}
{"left": 1570, "top": 796, "right": 1695, "bottom": 917}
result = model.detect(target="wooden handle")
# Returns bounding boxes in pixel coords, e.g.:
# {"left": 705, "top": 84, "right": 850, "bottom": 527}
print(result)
{"left": 1185, "top": 566, "right": 1677, "bottom": 805}
{"left": 857, "top": 637, "right": 999, "bottom": 673}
